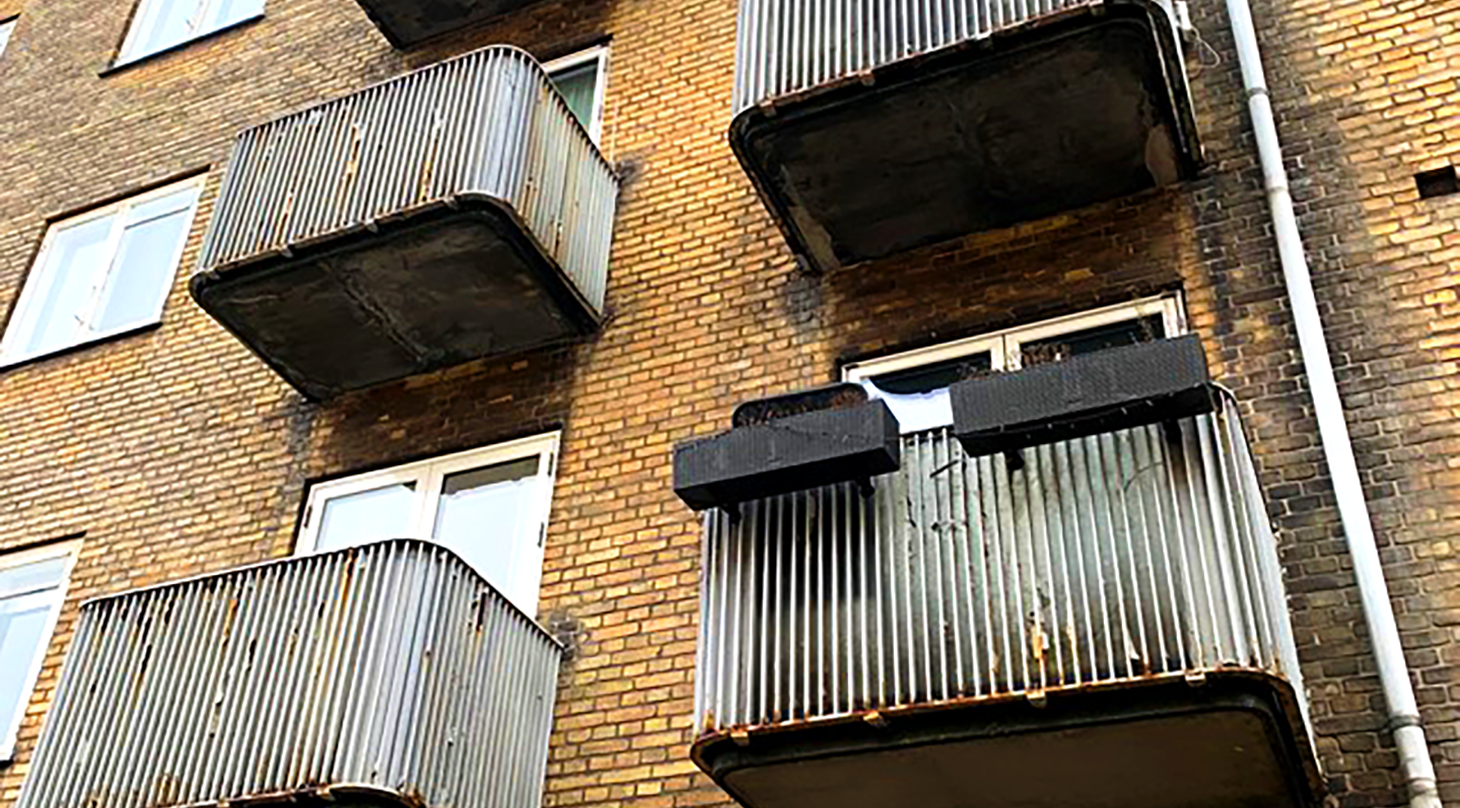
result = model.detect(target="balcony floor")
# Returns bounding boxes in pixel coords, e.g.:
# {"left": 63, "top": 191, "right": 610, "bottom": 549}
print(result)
{"left": 192, "top": 196, "right": 600, "bottom": 400}
{"left": 351, "top": 0, "right": 537, "bottom": 46}
{"left": 694, "top": 675, "right": 1319, "bottom": 808}
{"left": 732, "top": 4, "right": 1201, "bottom": 271}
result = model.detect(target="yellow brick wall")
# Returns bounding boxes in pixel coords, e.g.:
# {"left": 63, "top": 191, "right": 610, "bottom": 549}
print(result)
{"left": 0, "top": 0, "right": 1456, "bottom": 805}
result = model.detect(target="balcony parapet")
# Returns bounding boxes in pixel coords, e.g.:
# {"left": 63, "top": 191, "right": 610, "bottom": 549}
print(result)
{"left": 16, "top": 540, "right": 561, "bottom": 808}
{"left": 692, "top": 390, "right": 1319, "bottom": 808}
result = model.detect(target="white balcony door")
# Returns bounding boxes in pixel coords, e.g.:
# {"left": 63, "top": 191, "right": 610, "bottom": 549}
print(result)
{"left": 298, "top": 433, "right": 559, "bottom": 615}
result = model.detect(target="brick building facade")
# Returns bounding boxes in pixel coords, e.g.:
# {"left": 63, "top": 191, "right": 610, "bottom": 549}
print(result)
{"left": 0, "top": 0, "right": 1455, "bottom": 804}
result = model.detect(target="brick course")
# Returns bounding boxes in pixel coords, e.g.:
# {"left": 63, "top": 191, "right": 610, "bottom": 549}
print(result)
{"left": 0, "top": 0, "right": 1456, "bottom": 805}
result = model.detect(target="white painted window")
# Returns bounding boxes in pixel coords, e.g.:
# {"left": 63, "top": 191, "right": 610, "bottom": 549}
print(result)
{"left": 0, "top": 540, "right": 79, "bottom": 763}
{"left": 845, "top": 295, "right": 1186, "bottom": 433}
{"left": 544, "top": 46, "right": 609, "bottom": 144}
{"left": 0, "top": 178, "right": 202, "bottom": 365}
{"left": 117, "top": 0, "right": 264, "bottom": 64}
{"left": 0, "top": 17, "right": 16, "bottom": 58}
{"left": 298, "top": 433, "right": 561, "bottom": 615}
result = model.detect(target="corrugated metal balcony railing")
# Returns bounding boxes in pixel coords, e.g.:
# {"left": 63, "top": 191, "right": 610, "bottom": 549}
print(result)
{"left": 16, "top": 540, "right": 562, "bottom": 808}
{"left": 692, "top": 394, "right": 1320, "bottom": 808}
{"left": 729, "top": 0, "right": 1202, "bottom": 271}
{"left": 193, "top": 46, "right": 618, "bottom": 400}
{"left": 732, "top": 0, "right": 1174, "bottom": 114}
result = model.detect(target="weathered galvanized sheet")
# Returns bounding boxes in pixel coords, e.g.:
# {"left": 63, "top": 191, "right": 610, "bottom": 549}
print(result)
{"left": 198, "top": 45, "right": 616, "bottom": 313}
{"left": 17, "top": 540, "right": 562, "bottom": 808}
{"left": 731, "top": 0, "right": 1180, "bottom": 115}
{"left": 696, "top": 393, "right": 1305, "bottom": 733}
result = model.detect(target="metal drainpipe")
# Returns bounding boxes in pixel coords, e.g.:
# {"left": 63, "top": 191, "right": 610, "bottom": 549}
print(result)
{"left": 1221, "top": 0, "right": 1443, "bottom": 805}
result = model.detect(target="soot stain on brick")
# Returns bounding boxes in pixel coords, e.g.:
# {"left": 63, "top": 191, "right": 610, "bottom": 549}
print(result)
{"left": 406, "top": 0, "right": 618, "bottom": 71}
{"left": 269, "top": 395, "right": 321, "bottom": 553}
{"left": 543, "top": 610, "right": 588, "bottom": 662}
{"left": 311, "top": 343, "right": 578, "bottom": 473}
{"left": 815, "top": 189, "right": 1185, "bottom": 368}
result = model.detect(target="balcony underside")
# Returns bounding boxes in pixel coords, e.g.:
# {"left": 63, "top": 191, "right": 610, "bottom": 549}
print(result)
{"left": 695, "top": 674, "right": 1319, "bottom": 808}
{"left": 352, "top": 0, "right": 537, "bottom": 47}
{"left": 192, "top": 195, "right": 600, "bottom": 400}
{"left": 732, "top": 5, "right": 1201, "bottom": 272}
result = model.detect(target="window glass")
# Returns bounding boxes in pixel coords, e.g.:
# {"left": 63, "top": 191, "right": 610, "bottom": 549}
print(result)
{"left": 550, "top": 61, "right": 600, "bottom": 131}
{"left": 867, "top": 352, "right": 992, "bottom": 434}
{"left": 93, "top": 204, "right": 196, "bottom": 333}
{"left": 545, "top": 48, "right": 606, "bottom": 142}
{"left": 315, "top": 482, "right": 418, "bottom": 552}
{"left": 119, "top": 0, "right": 264, "bottom": 64}
{"left": 1018, "top": 314, "right": 1165, "bottom": 366}
{"left": 23, "top": 217, "right": 113, "bottom": 357}
{"left": 301, "top": 435, "right": 558, "bottom": 614}
{"left": 434, "top": 458, "right": 541, "bottom": 589}
{"left": 1, "top": 180, "right": 201, "bottom": 365}
{"left": 0, "top": 547, "right": 75, "bottom": 763}
{"left": 0, "top": 18, "right": 16, "bottom": 57}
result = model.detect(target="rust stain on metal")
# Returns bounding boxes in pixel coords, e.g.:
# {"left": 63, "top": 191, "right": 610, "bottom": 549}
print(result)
{"left": 337, "top": 123, "right": 364, "bottom": 211}
{"left": 272, "top": 193, "right": 295, "bottom": 249}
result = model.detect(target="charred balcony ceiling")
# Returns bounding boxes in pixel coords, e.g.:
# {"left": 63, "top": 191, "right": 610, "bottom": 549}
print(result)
{"left": 192, "top": 47, "right": 617, "bottom": 400}
{"left": 696, "top": 678, "right": 1316, "bottom": 808}
{"left": 352, "top": 0, "right": 539, "bottom": 48}
{"left": 730, "top": 0, "right": 1202, "bottom": 272}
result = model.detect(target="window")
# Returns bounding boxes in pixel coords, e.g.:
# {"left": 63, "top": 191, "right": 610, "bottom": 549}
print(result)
{"left": 117, "top": 0, "right": 263, "bottom": 65}
{"left": 1, "top": 178, "right": 202, "bottom": 365}
{"left": 0, "top": 17, "right": 16, "bottom": 58}
{"left": 845, "top": 295, "right": 1186, "bottom": 433}
{"left": 298, "top": 433, "right": 560, "bottom": 615}
{"left": 544, "top": 46, "right": 608, "bottom": 143}
{"left": 0, "top": 541, "right": 78, "bottom": 763}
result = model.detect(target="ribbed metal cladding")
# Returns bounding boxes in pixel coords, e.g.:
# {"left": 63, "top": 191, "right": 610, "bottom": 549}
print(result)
{"left": 16, "top": 540, "right": 562, "bottom": 808}
{"left": 198, "top": 45, "right": 616, "bottom": 313}
{"left": 695, "top": 393, "right": 1307, "bottom": 735}
{"left": 731, "top": 0, "right": 1177, "bottom": 115}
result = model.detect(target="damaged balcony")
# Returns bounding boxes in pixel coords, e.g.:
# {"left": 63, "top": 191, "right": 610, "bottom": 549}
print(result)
{"left": 732, "top": 0, "right": 1202, "bottom": 272}
{"left": 352, "top": 0, "right": 539, "bottom": 48}
{"left": 15, "top": 539, "right": 561, "bottom": 808}
{"left": 685, "top": 357, "right": 1318, "bottom": 808}
{"left": 193, "top": 46, "right": 618, "bottom": 400}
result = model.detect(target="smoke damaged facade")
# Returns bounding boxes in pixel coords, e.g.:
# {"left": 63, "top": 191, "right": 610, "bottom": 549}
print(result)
{"left": 0, "top": 0, "right": 1455, "bottom": 806}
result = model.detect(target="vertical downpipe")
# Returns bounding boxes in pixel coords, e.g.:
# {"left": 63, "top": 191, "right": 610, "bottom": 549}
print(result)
{"left": 1223, "top": 0, "right": 1441, "bottom": 805}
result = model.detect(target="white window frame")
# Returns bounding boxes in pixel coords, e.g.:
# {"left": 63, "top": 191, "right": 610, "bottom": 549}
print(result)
{"left": 0, "top": 177, "right": 203, "bottom": 366}
{"left": 844, "top": 294, "right": 1187, "bottom": 428}
{"left": 297, "top": 432, "right": 561, "bottom": 615}
{"left": 0, "top": 16, "right": 17, "bottom": 58}
{"left": 1003, "top": 295, "right": 1185, "bottom": 369}
{"left": 0, "top": 539, "right": 80, "bottom": 763}
{"left": 116, "top": 0, "right": 262, "bottom": 65}
{"left": 543, "top": 45, "right": 609, "bottom": 144}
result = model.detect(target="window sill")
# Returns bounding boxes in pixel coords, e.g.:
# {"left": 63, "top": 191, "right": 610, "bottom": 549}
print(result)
{"left": 99, "top": 14, "right": 265, "bottom": 78}
{"left": 0, "top": 322, "right": 162, "bottom": 374}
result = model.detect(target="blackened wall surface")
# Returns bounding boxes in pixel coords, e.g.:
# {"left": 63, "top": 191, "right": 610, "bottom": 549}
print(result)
{"left": 0, "top": 0, "right": 1456, "bottom": 806}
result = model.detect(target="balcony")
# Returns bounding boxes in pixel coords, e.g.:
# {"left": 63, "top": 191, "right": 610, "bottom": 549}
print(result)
{"left": 352, "top": 0, "right": 537, "bottom": 48}
{"left": 15, "top": 540, "right": 562, "bottom": 808}
{"left": 193, "top": 47, "right": 618, "bottom": 400}
{"left": 731, "top": 0, "right": 1202, "bottom": 272}
{"left": 691, "top": 390, "right": 1319, "bottom": 808}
